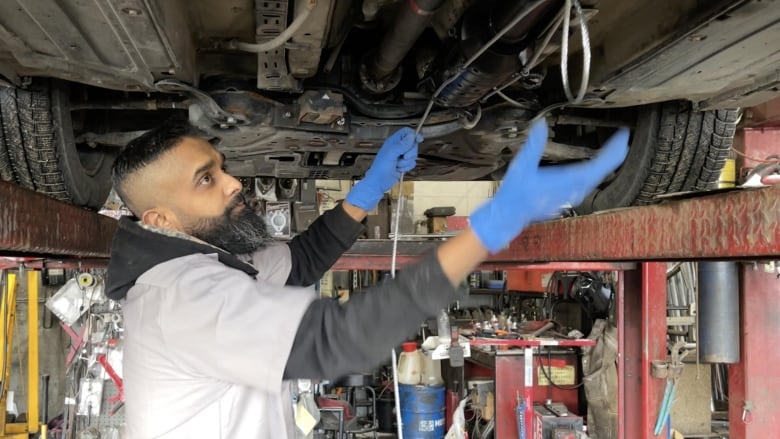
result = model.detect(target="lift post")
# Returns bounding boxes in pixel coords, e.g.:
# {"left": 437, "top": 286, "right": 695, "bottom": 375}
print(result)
{"left": 334, "top": 186, "right": 780, "bottom": 439}
{"left": 619, "top": 264, "right": 667, "bottom": 439}
{"left": 0, "top": 271, "right": 41, "bottom": 438}
{"left": 729, "top": 265, "right": 780, "bottom": 439}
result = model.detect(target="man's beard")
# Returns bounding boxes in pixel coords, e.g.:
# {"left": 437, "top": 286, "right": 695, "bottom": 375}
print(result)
{"left": 186, "top": 193, "right": 272, "bottom": 255}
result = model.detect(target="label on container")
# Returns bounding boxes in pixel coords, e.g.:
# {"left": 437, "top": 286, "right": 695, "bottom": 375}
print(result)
{"left": 537, "top": 365, "right": 576, "bottom": 386}
{"left": 418, "top": 418, "right": 446, "bottom": 432}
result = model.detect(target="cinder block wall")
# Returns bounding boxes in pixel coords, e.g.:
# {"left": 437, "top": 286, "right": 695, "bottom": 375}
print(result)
{"left": 412, "top": 181, "right": 495, "bottom": 226}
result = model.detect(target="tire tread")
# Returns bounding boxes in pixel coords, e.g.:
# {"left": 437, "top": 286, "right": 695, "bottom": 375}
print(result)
{"left": 0, "top": 84, "right": 73, "bottom": 202}
{"left": 636, "top": 103, "right": 737, "bottom": 204}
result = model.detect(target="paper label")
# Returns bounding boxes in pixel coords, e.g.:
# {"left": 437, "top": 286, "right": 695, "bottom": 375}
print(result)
{"left": 537, "top": 365, "right": 576, "bottom": 386}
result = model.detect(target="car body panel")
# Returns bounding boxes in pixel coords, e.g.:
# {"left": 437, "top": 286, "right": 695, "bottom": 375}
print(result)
{"left": 1, "top": 0, "right": 777, "bottom": 108}
{"left": 0, "top": 0, "right": 196, "bottom": 90}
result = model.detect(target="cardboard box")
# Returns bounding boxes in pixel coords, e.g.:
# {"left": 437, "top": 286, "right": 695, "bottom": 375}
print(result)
{"left": 292, "top": 202, "right": 319, "bottom": 232}
{"left": 389, "top": 181, "right": 414, "bottom": 200}
{"left": 427, "top": 216, "right": 449, "bottom": 233}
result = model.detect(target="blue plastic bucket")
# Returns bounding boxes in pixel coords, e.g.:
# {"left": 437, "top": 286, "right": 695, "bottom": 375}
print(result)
{"left": 399, "top": 384, "right": 446, "bottom": 438}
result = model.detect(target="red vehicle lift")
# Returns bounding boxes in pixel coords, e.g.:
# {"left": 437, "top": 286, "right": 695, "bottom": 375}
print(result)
{"left": 2, "top": 153, "right": 780, "bottom": 437}
{"left": 334, "top": 184, "right": 780, "bottom": 439}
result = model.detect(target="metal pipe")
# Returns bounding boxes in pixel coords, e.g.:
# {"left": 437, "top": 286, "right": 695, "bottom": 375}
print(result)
{"left": 530, "top": 321, "right": 555, "bottom": 337}
{"left": 69, "top": 100, "right": 188, "bottom": 111}
{"left": 492, "top": 0, "right": 561, "bottom": 45}
{"left": 371, "top": 0, "right": 444, "bottom": 80}
{"left": 698, "top": 261, "right": 740, "bottom": 363}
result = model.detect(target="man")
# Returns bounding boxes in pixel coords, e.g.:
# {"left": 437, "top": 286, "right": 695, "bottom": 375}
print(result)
{"left": 106, "top": 118, "right": 629, "bottom": 438}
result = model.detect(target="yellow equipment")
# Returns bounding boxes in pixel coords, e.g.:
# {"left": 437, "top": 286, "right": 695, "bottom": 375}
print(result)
{"left": 0, "top": 271, "right": 41, "bottom": 438}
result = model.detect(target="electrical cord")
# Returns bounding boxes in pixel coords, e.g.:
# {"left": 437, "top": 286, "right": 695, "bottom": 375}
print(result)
{"left": 731, "top": 148, "right": 780, "bottom": 164}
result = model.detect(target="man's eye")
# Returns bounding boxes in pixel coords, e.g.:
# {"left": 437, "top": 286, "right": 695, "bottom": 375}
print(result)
{"left": 200, "top": 173, "right": 213, "bottom": 185}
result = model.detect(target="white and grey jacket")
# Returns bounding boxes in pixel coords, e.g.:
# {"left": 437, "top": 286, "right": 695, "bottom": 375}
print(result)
{"left": 105, "top": 204, "right": 464, "bottom": 438}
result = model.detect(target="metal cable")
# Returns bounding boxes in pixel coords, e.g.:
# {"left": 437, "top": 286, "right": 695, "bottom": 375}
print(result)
{"left": 390, "top": 173, "right": 406, "bottom": 438}
{"left": 485, "top": 0, "right": 592, "bottom": 107}
{"left": 390, "top": 6, "right": 575, "bottom": 431}
{"left": 482, "top": 7, "right": 567, "bottom": 102}
{"left": 560, "top": 0, "right": 592, "bottom": 104}
{"left": 413, "top": 0, "right": 551, "bottom": 135}
{"left": 525, "top": 8, "right": 567, "bottom": 73}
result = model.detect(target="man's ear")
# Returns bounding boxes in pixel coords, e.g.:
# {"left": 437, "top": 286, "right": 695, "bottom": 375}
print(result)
{"left": 141, "top": 208, "right": 180, "bottom": 231}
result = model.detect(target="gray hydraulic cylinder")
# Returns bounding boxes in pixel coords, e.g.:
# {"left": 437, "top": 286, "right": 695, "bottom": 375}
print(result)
{"left": 698, "top": 261, "right": 740, "bottom": 364}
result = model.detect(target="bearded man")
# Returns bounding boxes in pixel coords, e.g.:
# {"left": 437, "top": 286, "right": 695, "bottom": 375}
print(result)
{"left": 106, "top": 119, "right": 628, "bottom": 438}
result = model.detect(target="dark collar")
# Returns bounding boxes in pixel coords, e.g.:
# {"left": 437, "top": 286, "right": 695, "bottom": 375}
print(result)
{"left": 105, "top": 217, "right": 258, "bottom": 300}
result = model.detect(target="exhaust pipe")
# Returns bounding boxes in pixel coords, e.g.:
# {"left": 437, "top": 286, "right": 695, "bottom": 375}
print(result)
{"left": 364, "top": 0, "right": 444, "bottom": 92}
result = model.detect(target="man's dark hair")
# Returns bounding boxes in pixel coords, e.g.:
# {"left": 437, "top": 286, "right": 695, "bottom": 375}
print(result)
{"left": 111, "top": 119, "right": 201, "bottom": 214}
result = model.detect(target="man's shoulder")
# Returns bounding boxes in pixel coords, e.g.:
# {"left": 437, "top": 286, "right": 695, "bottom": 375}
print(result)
{"left": 248, "top": 243, "right": 292, "bottom": 279}
{"left": 136, "top": 252, "right": 241, "bottom": 288}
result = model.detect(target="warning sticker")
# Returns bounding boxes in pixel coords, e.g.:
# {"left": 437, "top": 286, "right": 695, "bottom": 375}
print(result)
{"left": 537, "top": 365, "right": 576, "bottom": 386}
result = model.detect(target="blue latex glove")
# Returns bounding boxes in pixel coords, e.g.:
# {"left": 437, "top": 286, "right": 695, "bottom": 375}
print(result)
{"left": 346, "top": 127, "right": 422, "bottom": 210}
{"left": 470, "top": 118, "right": 630, "bottom": 253}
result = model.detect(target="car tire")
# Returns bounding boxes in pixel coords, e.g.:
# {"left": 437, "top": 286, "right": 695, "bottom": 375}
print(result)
{"left": 0, "top": 80, "right": 113, "bottom": 209}
{"left": 575, "top": 101, "right": 738, "bottom": 214}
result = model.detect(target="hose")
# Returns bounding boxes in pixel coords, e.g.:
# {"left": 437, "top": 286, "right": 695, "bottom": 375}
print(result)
{"left": 654, "top": 379, "right": 678, "bottom": 435}
{"left": 225, "top": 0, "right": 317, "bottom": 53}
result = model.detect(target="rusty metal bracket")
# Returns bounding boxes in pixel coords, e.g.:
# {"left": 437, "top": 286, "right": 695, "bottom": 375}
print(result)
{"left": 651, "top": 341, "right": 690, "bottom": 380}
{"left": 155, "top": 79, "right": 248, "bottom": 128}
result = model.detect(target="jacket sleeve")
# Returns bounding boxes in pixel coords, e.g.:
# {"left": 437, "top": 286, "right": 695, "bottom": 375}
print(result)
{"left": 285, "top": 203, "right": 364, "bottom": 286}
{"left": 283, "top": 252, "right": 465, "bottom": 380}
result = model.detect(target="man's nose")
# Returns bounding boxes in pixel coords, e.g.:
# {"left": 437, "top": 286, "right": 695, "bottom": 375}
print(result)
{"left": 223, "top": 172, "right": 243, "bottom": 197}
